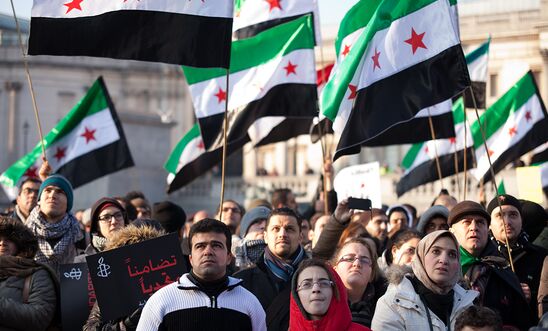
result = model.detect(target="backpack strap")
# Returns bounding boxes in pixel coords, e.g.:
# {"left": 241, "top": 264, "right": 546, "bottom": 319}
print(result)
{"left": 22, "top": 275, "right": 32, "bottom": 304}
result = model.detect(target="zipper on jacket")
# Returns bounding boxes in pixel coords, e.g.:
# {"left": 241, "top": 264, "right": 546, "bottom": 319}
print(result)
{"left": 210, "top": 295, "right": 218, "bottom": 308}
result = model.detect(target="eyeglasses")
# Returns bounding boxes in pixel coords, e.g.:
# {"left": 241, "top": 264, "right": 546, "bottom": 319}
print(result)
{"left": 222, "top": 207, "right": 241, "bottom": 214}
{"left": 98, "top": 211, "right": 124, "bottom": 222}
{"left": 298, "top": 279, "right": 334, "bottom": 291}
{"left": 21, "top": 188, "right": 39, "bottom": 195}
{"left": 337, "top": 254, "right": 372, "bottom": 266}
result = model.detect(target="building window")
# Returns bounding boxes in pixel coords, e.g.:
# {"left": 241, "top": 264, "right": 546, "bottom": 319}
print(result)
{"left": 489, "top": 74, "right": 498, "bottom": 97}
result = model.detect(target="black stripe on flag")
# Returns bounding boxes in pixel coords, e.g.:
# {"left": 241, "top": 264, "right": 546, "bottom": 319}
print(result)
{"left": 29, "top": 11, "right": 232, "bottom": 68}
{"left": 255, "top": 118, "right": 313, "bottom": 147}
{"left": 396, "top": 147, "right": 474, "bottom": 197}
{"left": 463, "top": 81, "right": 486, "bottom": 109}
{"left": 334, "top": 44, "right": 469, "bottom": 160}
{"left": 57, "top": 77, "right": 134, "bottom": 188}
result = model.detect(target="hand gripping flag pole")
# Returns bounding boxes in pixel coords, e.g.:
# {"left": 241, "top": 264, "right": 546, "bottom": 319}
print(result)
{"left": 469, "top": 84, "right": 515, "bottom": 273}
{"left": 10, "top": 0, "right": 47, "bottom": 160}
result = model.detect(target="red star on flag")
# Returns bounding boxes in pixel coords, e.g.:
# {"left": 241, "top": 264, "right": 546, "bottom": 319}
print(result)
{"left": 424, "top": 145, "right": 429, "bottom": 154}
{"left": 214, "top": 87, "right": 226, "bottom": 103}
{"left": 265, "top": 0, "right": 282, "bottom": 12}
{"left": 348, "top": 84, "right": 357, "bottom": 100}
{"left": 488, "top": 149, "right": 495, "bottom": 157}
{"left": 197, "top": 140, "right": 205, "bottom": 150}
{"left": 449, "top": 137, "right": 456, "bottom": 144}
{"left": 525, "top": 111, "right": 532, "bottom": 122}
{"left": 283, "top": 61, "right": 298, "bottom": 76}
{"left": 54, "top": 146, "right": 67, "bottom": 162}
{"left": 81, "top": 127, "right": 97, "bottom": 143}
{"left": 371, "top": 48, "right": 381, "bottom": 70}
{"left": 341, "top": 44, "right": 351, "bottom": 57}
{"left": 404, "top": 28, "right": 427, "bottom": 54}
{"left": 64, "top": 0, "right": 84, "bottom": 14}
{"left": 23, "top": 166, "right": 38, "bottom": 178}
{"left": 508, "top": 126, "right": 517, "bottom": 137}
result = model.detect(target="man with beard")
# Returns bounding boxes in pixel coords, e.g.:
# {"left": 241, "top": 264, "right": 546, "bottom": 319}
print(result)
{"left": 137, "top": 219, "right": 266, "bottom": 331}
{"left": 24, "top": 175, "right": 82, "bottom": 274}
{"left": 449, "top": 201, "right": 531, "bottom": 330}
{"left": 234, "top": 207, "right": 306, "bottom": 331}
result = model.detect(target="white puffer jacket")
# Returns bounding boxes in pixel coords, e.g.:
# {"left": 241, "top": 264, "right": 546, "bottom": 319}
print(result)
{"left": 371, "top": 267, "right": 478, "bottom": 331}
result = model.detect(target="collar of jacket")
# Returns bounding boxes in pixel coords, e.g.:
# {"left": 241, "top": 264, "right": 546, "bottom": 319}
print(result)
{"left": 177, "top": 273, "right": 242, "bottom": 292}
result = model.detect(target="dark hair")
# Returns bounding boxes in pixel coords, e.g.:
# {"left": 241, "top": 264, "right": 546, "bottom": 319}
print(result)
{"left": 18, "top": 177, "right": 41, "bottom": 192}
{"left": 455, "top": 306, "right": 502, "bottom": 331}
{"left": 188, "top": 218, "right": 232, "bottom": 253}
{"left": 271, "top": 188, "right": 293, "bottom": 208}
{"left": 0, "top": 216, "right": 38, "bottom": 258}
{"left": 125, "top": 190, "right": 147, "bottom": 201}
{"left": 293, "top": 258, "right": 340, "bottom": 301}
{"left": 114, "top": 197, "right": 138, "bottom": 221}
{"left": 215, "top": 199, "right": 245, "bottom": 216}
{"left": 266, "top": 207, "right": 302, "bottom": 230}
{"left": 385, "top": 229, "right": 422, "bottom": 265}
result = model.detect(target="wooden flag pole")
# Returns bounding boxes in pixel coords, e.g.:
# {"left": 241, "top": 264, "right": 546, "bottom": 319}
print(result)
{"left": 427, "top": 109, "right": 444, "bottom": 185}
{"left": 10, "top": 0, "right": 47, "bottom": 159}
{"left": 469, "top": 85, "right": 515, "bottom": 272}
{"left": 318, "top": 41, "right": 331, "bottom": 215}
{"left": 453, "top": 142, "right": 461, "bottom": 198}
{"left": 218, "top": 69, "right": 230, "bottom": 221}
{"left": 462, "top": 92, "right": 468, "bottom": 201}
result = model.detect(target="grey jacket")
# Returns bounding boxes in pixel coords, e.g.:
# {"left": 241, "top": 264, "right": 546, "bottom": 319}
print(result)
{"left": 0, "top": 269, "right": 57, "bottom": 331}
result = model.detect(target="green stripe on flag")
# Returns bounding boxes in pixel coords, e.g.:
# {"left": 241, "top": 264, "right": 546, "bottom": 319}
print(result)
{"left": 183, "top": 15, "right": 315, "bottom": 84}
{"left": 234, "top": 0, "right": 243, "bottom": 13}
{"left": 497, "top": 180, "right": 506, "bottom": 194}
{"left": 402, "top": 143, "right": 424, "bottom": 169}
{"left": 0, "top": 78, "right": 109, "bottom": 187}
{"left": 465, "top": 37, "right": 490, "bottom": 64}
{"left": 334, "top": 0, "right": 382, "bottom": 55}
{"left": 321, "top": 0, "right": 439, "bottom": 121}
{"left": 164, "top": 123, "right": 201, "bottom": 174}
{"left": 471, "top": 72, "right": 537, "bottom": 149}
{"left": 452, "top": 97, "right": 465, "bottom": 124}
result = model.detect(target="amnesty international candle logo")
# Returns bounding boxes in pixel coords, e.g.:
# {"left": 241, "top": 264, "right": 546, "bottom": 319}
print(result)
{"left": 63, "top": 267, "right": 83, "bottom": 280}
{"left": 97, "top": 257, "right": 112, "bottom": 278}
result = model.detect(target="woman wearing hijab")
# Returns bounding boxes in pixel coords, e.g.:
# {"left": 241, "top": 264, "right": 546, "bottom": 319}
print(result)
{"left": 289, "top": 258, "right": 370, "bottom": 331}
{"left": 372, "top": 230, "right": 479, "bottom": 331}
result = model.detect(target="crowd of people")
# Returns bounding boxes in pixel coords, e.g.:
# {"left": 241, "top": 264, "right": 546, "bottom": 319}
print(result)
{"left": 0, "top": 161, "right": 547, "bottom": 331}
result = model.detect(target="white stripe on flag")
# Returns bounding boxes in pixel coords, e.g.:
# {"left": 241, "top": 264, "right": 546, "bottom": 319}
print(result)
{"left": 468, "top": 52, "right": 488, "bottom": 82}
{"left": 191, "top": 49, "right": 315, "bottom": 119}
{"left": 247, "top": 116, "right": 286, "bottom": 144}
{"left": 32, "top": 0, "right": 232, "bottom": 19}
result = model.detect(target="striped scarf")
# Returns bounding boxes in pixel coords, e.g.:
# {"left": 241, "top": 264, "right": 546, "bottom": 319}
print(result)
{"left": 264, "top": 245, "right": 306, "bottom": 282}
{"left": 25, "top": 206, "right": 82, "bottom": 265}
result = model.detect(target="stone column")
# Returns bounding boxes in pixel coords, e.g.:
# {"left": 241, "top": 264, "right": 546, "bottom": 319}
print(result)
{"left": 4, "top": 81, "right": 22, "bottom": 165}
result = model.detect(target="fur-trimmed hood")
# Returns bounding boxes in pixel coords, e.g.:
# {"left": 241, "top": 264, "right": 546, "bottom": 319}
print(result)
{"left": 385, "top": 264, "right": 414, "bottom": 285}
{"left": 0, "top": 216, "right": 38, "bottom": 258}
{"left": 105, "top": 224, "right": 165, "bottom": 250}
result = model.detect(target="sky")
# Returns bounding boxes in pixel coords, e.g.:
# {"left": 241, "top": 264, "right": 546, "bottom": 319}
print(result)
{"left": 0, "top": 0, "right": 358, "bottom": 31}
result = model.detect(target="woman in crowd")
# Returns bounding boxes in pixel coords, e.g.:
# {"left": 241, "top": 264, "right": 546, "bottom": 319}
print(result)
{"left": 0, "top": 216, "right": 59, "bottom": 331}
{"left": 75, "top": 197, "right": 128, "bottom": 262}
{"left": 289, "top": 258, "right": 370, "bottom": 331}
{"left": 378, "top": 229, "right": 422, "bottom": 271}
{"left": 333, "top": 238, "right": 387, "bottom": 328}
{"left": 372, "top": 230, "right": 478, "bottom": 330}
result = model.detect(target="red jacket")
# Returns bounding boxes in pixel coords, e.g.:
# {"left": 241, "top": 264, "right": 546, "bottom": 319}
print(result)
{"left": 289, "top": 265, "right": 370, "bottom": 331}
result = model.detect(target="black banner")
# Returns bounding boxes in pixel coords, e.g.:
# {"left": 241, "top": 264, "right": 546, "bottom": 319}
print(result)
{"left": 59, "top": 263, "right": 95, "bottom": 331}
{"left": 86, "top": 233, "right": 187, "bottom": 321}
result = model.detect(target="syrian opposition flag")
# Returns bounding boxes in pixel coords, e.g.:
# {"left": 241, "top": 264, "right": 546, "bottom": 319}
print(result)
{"left": 0, "top": 77, "right": 134, "bottom": 199}
{"left": 396, "top": 97, "right": 475, "bottom": 196}
{"left": 471, "top": 71, "right": 548, "bottom": 183}
{"left": 462, "top": 38, "right": 490, "bottom": 108}
{"left": 233, "top": 0, "right": 320, "bottom": 43}
{"left": 165, "top": 117, "right": 313, "bottom": 192}
{"left": 321, "top": 0, "right": 469, "bottom": 160}
{"left": 28, "top": 1, "right": 233, "bottom": 68}
{"left": 530, "top": 142, "right": 548, "bottom": 165}
{"left": 183, "top": 14, "right": 317, "bottom": 150}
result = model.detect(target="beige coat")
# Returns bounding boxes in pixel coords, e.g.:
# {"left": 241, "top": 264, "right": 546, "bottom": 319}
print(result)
{"left": 371, "top": 272, "right": 477, "bottom": 331}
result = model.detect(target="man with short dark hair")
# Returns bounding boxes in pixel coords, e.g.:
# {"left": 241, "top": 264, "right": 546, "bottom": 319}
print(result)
{"left": 454, "top": 306, "right": 502, "bottom": 331}
{"left": 234, "top": 207, "right": 306, "bottom": 331}
{"left": 487, "top": 194, "right": 547, "bottom": 325}
{"left": 24, "top": 174, "right": 82, "bottom": 273}
{"left": 125, "top": 191, "right": 151, "bottom": 219}
{"left": 137, "top": 219, "right": 266, "bottom": 331}
{"left": 12, "top": 178, "right": 41, "bottom": 223}
{"left": 449, "top": 200, "right": 531, "bottom": 330}
{"left": 215, "top": 199, "right": 244, "bottom": 235}
{"left": 271, "top": 188, "right": 298, "bottom": 211}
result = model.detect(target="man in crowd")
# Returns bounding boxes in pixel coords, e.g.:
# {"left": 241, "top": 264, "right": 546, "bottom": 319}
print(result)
{"left": 137, "top": 219, "right": 266, "bottom": 331}
{"left": 449, "top": 200, "right": 531, "bottom": 330}
{"left": 12, "top": 178, "right": 41, "bottom": 223}
{"left": 24, "top": 174, "right": 82, "bottom": 273}
{"left": 234, "top": 207, "right": 306, "bottom": 331}
{"left": 487, "top": 194, "right": 547, "bottom": 324}
{"left": 215, "top": 199, "right": 244, "bottom": 236}
{"left": 364, "top": 208, "right": 388, "bottom": 253}
{"left": 271, "top": 188, "right": 298, "bottom": 211}
{"left": 125, "top": 191, "right": 151, "bottom": 219}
